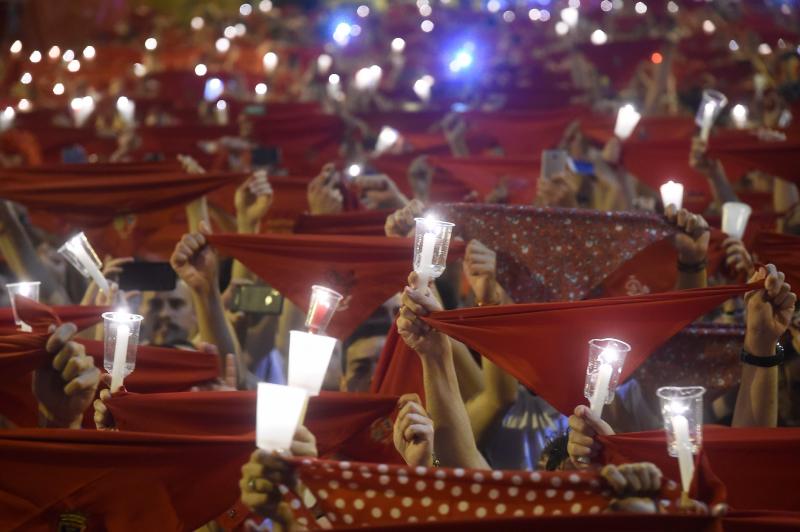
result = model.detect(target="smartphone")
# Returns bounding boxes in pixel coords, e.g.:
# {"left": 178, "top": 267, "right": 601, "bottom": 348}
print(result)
{"left": 567, "top": 157, "right": 595, "bottom": 176}
{"left": 540, "top": 149, "right": 568, "bottom": 180}
{"left": 251, "top": 146, "right": 281, "bottom": 168}
{"left": 231, "top": 285, "right": 284, "bottom": 315}
{"left": 118, "top": 262, "right": 177, "bottom": 292}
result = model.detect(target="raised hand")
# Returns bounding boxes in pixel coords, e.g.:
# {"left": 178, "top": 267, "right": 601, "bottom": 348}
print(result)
{"left": 235, "top": 170, "right": 273, "bottom": 229}
{"left": 463, "top": 239, "right": 500, "bottom": 305}
{"left": 384, "top": 199, "right": 424, "bottom": 238}
{"left": 170, "top": 220, "right": 218, "bottom": 296}
{"left": 240, "top": 450, "right": 296, "bottom": 526}
{"left": 665, "top": 205, "right": 710, "bottom": 265}
{"left": 567, "top": 404, "right": 615, "bottom": 467}
{"left": 34, "top": 323, "right": 100, "bottom": 428}
{"left": 393, "top": 393, "right": 434, "bottom": 467}
{"left": 723, "top": 237, "right": 755, "bottom": 278}
{"left": 397, "top": 272, "right": 447, "bottom": 358}
{"left": 744, "top": 264, "right": 797, "bottom": 356}
{"left": 354, "top": 173, "right": 408, "bottom": 210}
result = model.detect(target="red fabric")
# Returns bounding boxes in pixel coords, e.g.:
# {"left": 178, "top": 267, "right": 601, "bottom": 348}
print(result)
{"left": 753, "top": 232, "right": 800, "bottom": 293}
{"left": 293, "top": 210, "right": 390, "bottom": 236}
{"left": 708, "top": 134, "right": 800, "bottom": 184}
{"left": 602, "top": 426, "right": 800, "bottom": 512}
{"left": 438, "top": 204, "right": 673, "bottom": 302}
{"left": 0, "top": 296, "right": 108, "bottom": 333}
{"left": 208, "top": 233, "right": 464, "bottom": 340}
{"left": 279, "top": 456, "right": 689, "bottom": 529}
{"left": 0, "top": 163, "right": 247, "bottom": 228}
{"left": 105, "top": 390, "right": 401, "bottom": 463}
{"left": 579, "top": 39, "right": 663, "bottom": 90}
{"left": 427, "top": 157, "right": 539, "bottom": 204}
{"left": 722, "top": 511, "right": 800, "bottom": 531}
{"left": 0, "top": 429, "right": 253, "bottom": 531}
{"left": 421, "top": 284, "right": 755, "bottom": 415}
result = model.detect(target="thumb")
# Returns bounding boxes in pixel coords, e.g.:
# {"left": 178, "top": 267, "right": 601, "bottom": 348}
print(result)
{"left": 224, "top": 353, "right": 237, "bottom": 388}
{"left": 577, "top": 405, "right": 615, "bottom": 436}
{"left": 198, "top": 220, "right": 212, "bottom": 236}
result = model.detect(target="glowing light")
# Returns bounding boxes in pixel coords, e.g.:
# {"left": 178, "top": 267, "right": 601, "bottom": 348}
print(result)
{"left": 48, "top": 46, "right": 61, "bottom": 59}
{"left": 29, "top": 50, "right": 42, "bottom": 63}
{"left": 731, "top": 104, "right": 748, "bottom": 128}
{"left": 216, "top": 100, "right": 227, "bottom": 111}
{"left": 62, "top": 49, "right": 75, "bottom": 62}
{"left": 144, "top": 37, "right": 157, "bottom": 51}
{"left": 240, "top": 3, "right": 252, "bottom": 16}
{"left": 204, "top": 78, "right": 224, "bottom": 101}
{"left": 758, "top": 43, "right": 772, "bottom": 55}
{"left": 224, "top": 26, "right": 237, "bottom": 39}
{"left": 420, "top": 4, "right": 432, "bottom": 17}
{"left": 591, "top": 29, "right": 608, "bottom": 45}
{"left": 651, "top": 52, "right": 663, "bottom": 64}
{"left": 375, "top": 126, "right": 400, "bottom": 154}
{"left": 391, "top": 38, "right": 406, "bottom": 53}
{"left": 17, "top": 99, "right": 31, "bottom": 112}
{"left": 702, "top": 19, "right": 715, "bottom": 34}
{"left": 194, "top": 63, "right": 207, "bottom": 76}
{"left": 357, "top": 5, "right": 370, "bottom": 17}
{"left": 600, "top": 0, "right": 612, "bottom": 12}
{"left": 413, "top": 75, "right": 434, "bottom": 101}
{"left": 216, "top": 38, "right": 231, "bottom": 53}
{"left": 540, "top": 9, "right": 551, "bottom": 21}
{"left": 561, "top": 7, "right": 579, "bottom": 27}
{"left": 487, "top": 0, "right": 500, "bottom": 13}
{"left": 328, "top": 73, "right": 340, "bottom": 85}
{"left": 134, "top": 63, "right": 147, "bottom": 77}
{"left": 347, "top": 164, "right": 362, "bottom": 177}
{"left": 667, "top": 1, "right": 678, "bottom": 13}
{"left": 83, "top": 45, "right": 96, "bottom": 59}
{"left": 421, "top": 19, "right": 434, "bottom": 32}
{"left": 333, "top": 22, "right": 353, "bottom": 46}
{"left": 53, "top": 82, "right": 65, "bottom": 95}
{"left": 502, "top": 10, "right": 515, "bottom": 22}
{"left": 20, "top": 72, "right": 32, "bottom": 85}
{"left": 191, "top": 16, "right": 205, "bottom": 30}
{"left": 67, "top": 59, "right": 81, "bottom": 72}
{"left": 258, "top": 0, "right": 272, "bottom": 12}
{"left": 529, "top": 8, "right": 541, "bottom": 20}
{"left": 729, "top": 40, "right": 739, "bottom": 52}
{"left": 449, "top": 47, "right": 474, "bottom": 73}
{"left": 255, "top": 83, "right": 268, "bottom": 95}
{"left": 262, "top": 52, "right": 278, "bottom": 73}
{"left": 635, "top": 2, "right": 647, "bottom": 14}
{"left": 235, "top": 23, "right": 246, "bottom": 36}
{"left": 317, "top": 54, "right": 332, "bottom": 73}
{"left": 10, "top": 40, "right": 22, "bottom": 54}
{"left": 555, "top": 21, "right": 569, "bottom": 36}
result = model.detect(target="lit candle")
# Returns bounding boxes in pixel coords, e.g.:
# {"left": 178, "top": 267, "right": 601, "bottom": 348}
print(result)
{"left": 215, "top": 100, "right": 229, "bottom": 125}
{"left": 305, "top": 285, "right": 343, "bottom": 334}
{"left": 721, "top": 202, "right": 752, "bottom": 240}
{"left": 116, "top": 96, "right": 135, "bottom": 126}
{"left": 590, "top": 361, "right": 613, "bottom": 417}
{"left": 614, "top": 104, "right": 641, "bottom": 140}
{"left": 256, "top": 383, "right": 308, "bottom": 452}
{"left": 0, "top": 107, "right": 15, "bottom": 132}
{"left": 417, "top": 230, "right": 437, "bottom": 289}
{"left": 375, "top": 126, "right": 400, "bottom": 154}
{"left": 659, "top": 180, "right": 684, "bottom": 210}
{"left": 731, "top": 104, "right": 748, "bottom": 129}
{"left": 671, "top": 411, "right": 695, "bottom": 495}
{"left": 287, "top": 330, "right": 338, "bottom": 396}
{"left": 63, "top": 234, "right": 110, "bottom": 294}
{"left": 700, "top": 101, "right": 716, "bottom": 142}
{"left": 317, "top": 54, "right": 332, "bottom": 73}
{"left": 263, "top": 52, "right": 278, "bottom": 74}
{"left": 110, "top": 322, "right": 130, "bottom": 393}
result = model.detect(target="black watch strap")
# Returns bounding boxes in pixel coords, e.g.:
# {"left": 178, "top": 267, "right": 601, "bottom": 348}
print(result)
{"left": 740, "top": 343, "right": 785, "bottom": 367}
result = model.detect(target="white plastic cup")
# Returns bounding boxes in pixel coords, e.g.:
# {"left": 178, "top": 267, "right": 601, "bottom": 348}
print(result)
{"left": 305, "top": 285, "right": 343, "bottom": 335}
{"left": 721, "top": 202, "right": 752, "bottom": 239}
{"left": 660, "top": 180, "right": 684, "bottom": 210}
{"left": 614, "top": 104, "right": 641, "bottom": 140}
{"left": 58, "top": 232, "right": 110, "bottom": 294}
{"left": 5, "top": 281, "right": 41, "bottom": 331}
{"left": 287, "top": 330, "right": 338, "bottom": 396}
{"left": 695, "top": 90, "right": 728, "bottom": 141}
{"left": 256, "top": 383, "right": 308, "bottom": 452}
{"left": 583, "top": 338, "right": 631, "bottom": 418}
{"left": 413, "top": 217, "right": 455, "bottom": 288}
{"left": 102, "top": 311, "right": 144, "bottom": 392}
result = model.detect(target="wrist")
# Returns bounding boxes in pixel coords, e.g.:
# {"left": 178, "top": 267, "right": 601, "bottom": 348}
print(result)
{"left": 38, "top": 404, "right": 82, "bottom": 429}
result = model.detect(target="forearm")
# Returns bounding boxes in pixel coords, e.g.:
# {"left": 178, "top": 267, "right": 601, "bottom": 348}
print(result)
{"left": 706, "top": 164, "right": 739, "bottom": 206}
{"left": 466, "top": 357, "right": 517, "bottom": 444}
{"left": 732, "top": 336, "right": 779, "bottom": 427}
{"left": 774, "top": 178, "right": 799, "bottom": 221}
{"left": 675, "top": 269, "right": 707, "bottom": 290}
{"left": 421, "top": 344, "right": 489, "bottom": 469}
{"left": 450, "top": 340, "right": 484, "bottom": 402}
{"left": 232, "top": 214, "right": 260, "bottom": 281}
{"left": 186, "top": 196, "right": 210, "bottom": 233}
{"left": 192, "top": 288, "right": 244, "bottom": 387}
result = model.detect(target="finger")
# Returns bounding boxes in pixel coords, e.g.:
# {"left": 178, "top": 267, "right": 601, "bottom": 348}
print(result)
{"left": 567, "top": 442, "right": 592, "bottom": 459}
{"left": 568, "top": 413, "right": 592, "bottom": 437}
{"left": 224, "top": 353, "right": 237, "bottom": 388}
{"left": 53, "top": 341, "right": 85, "bottom": 372}
{"left": 601, "top": 465, "right": 627, "bottom": 494}
{"left": 621, "top": 465, "right": 643, "bottom": 493}
{"left": 404, "top": 423, "right": 433, "bottom": 442}
{"left": 64, "top": 366, "right": 100, "bottom": 396}
{"left": 61, "top": 354, "right": 93, "bottom": 382}
{"left": 578, "top": 404, "right": 615, "bottom": 436}
{"left": 569, "top": 431, "right": 595, "bottom": 448}
{"left": 46, "top": 323, "right": 78, "bottom": 356}
{"left": 398, "top": 393, "right": 422, "bottom": 409}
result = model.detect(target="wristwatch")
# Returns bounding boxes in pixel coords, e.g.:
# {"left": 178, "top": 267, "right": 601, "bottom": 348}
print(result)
{"left": 740, "top": 343, "right": 784, "bottom": 368}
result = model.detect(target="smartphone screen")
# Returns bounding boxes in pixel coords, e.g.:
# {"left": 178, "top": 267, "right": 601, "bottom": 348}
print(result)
{"left": 118, "top": 262, "right": 177, "bottom": 292}
{"left": 540, "top": 149, "right": 568, "bottom": 180}
{"left": 251, "top": 146, "right": 281, "bottom": 168}
{"left": 231, "top": 285, "right": 284, "bottom": 315}
{"left": 567, "top": 157, "right": 595, "bottom": 176}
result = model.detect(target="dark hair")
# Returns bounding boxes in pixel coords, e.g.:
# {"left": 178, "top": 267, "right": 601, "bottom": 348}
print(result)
{"left": 540, "top": 433, "right": 570, "bottom": 471}
{"left": 341, "top": 314, "right": 392, "bottom": 373}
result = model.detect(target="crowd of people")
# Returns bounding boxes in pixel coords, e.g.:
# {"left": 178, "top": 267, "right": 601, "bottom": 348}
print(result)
{"left": 1, "top": 0, "right": 800, "bottom": 530}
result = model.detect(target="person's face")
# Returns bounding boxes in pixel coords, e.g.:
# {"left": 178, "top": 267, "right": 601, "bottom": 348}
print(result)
{"left": 145, "top": 282, "right": 196, "bottom": 346}
{"left": 340, "top": 336, "right": 385, "bottom": 393}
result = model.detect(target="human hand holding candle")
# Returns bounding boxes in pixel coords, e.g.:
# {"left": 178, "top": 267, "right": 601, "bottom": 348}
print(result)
{"left": 256, "top": 382, "right": 308, "bottom": 453}
{"left": 413, "top": 216, "right": 454, "bottom": 290}
{"left": 567, "top": 405, "right": 615, "bottom": 467}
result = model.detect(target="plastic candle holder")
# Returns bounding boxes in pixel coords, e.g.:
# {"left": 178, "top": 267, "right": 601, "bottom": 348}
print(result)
{"left": 614, "top": 104, "right": 641, "bottom": 140}
{"left": 721, "top": 202, "right": 752, "bottom": 240}
{"left": 657, "top": 386, "right": 705, "bottom": 494}
{"left": 58, "top": 232, "right": 110, "bottom": 294}
{"left": 659, "top": 180, "right": 684, "bottom": 210}
{"left": 102, "top": 312, "right": 144, "bottom": 393}
{"left": 6, "top": 281, "right": 40, "bottom": 331}
{"left": 256, "top": 383, "right": 308, "bottom": 452}
{"left": 375, "top": 126, "right": 400, "bottom": 154}
{"left": 584, "top": 338, "right": 631, "bottom": 417}
{"left": 695, "top": 89, "right": 728, "bottom": 141}
{"left": 413, "top": 217, "right": 455, "bottom": 289}
{"left": 287, "top": 330, "right": 338, "bottom": 396}
{"left": 305, "top": 285, "right": 343, "bottom": 334}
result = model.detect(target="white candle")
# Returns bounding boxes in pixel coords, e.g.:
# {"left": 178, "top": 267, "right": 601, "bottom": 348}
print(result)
{"left": 375, "top": 126, "right": 400, "bottom": 154}
{"left": 70, "top": 241, "right": 110, "bottom": 294}
{"left": 721, "top": 202, "right": 752, "bottom": 240}
{"left": 417, "top": 231, "right": 436, "bottom": 288}
{"left": 700, "top": 101, "right": 716, "bottom": 141}
{"left": 590, "top": 362, "right": 613, "bottom": 417}
{"left": 672, "top": 413, "right": 695, "bottom": 494}
{"left": 256, "top": 383, "right": 308, "bottom": 452}
{"left": 215, "top": 100, "right": 229, "bottom": 125}
{"left": 731, "top": 104, "right": 748, "bottom": 129}
{"left": 287, "top": 330, "right": 338, "bottom": 396}
{"left": 116, "top": 96, "right": 135, "bottom": 126}
{"left": 659, "top": 180, "right": 684, "bottom": 210}
{"left": 614, "top": 104, "right": 641, "bottom": 140}
{"left": 110, "top": 324, "right": 130, "bottom": 392}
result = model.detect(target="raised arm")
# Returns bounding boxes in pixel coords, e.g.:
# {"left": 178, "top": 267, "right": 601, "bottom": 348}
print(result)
{"left": 665, "top": 206, "right": 710, "bottom": 290}
{"left": 397, "top": 272, "right": 489, "bottom": 469}
{"left": 733, "top": 264, "right": 796, "bottom": 427}
{"left": 689, "top": 137, "right": 739, "bottom": 207}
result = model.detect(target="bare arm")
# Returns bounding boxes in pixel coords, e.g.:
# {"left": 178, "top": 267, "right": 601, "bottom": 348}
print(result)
{"left": 774, "top": 178, "right": 799, "bottom": 232}
{"left": 666, "top": 206, "right": 709, "bottom": 290}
